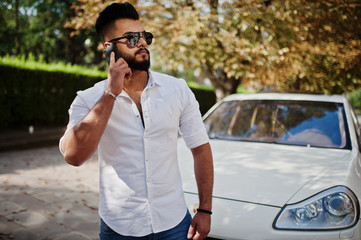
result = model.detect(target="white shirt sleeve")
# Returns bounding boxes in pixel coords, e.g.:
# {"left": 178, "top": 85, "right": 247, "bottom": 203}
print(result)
{"left": 58, "top": 94, "right": 92, "bottom": 156}
{"left": 179, "top": 82, "right": 209, "bottom": 149}
{"left": 58, "top": 80, "right": 106, "bottom": 156}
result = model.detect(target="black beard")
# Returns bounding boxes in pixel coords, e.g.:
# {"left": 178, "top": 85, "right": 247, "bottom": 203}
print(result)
{"left": 120, "top": 48, "right": 150, "bottom": 72}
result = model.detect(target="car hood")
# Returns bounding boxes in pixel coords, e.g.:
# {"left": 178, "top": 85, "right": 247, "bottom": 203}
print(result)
{"left": 178, "top": 139, "right": 351, "bottom": 207}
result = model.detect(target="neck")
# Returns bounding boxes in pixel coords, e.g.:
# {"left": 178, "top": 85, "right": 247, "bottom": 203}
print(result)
{"left": 124, "top": 70, "right": 148, "bottom": 92}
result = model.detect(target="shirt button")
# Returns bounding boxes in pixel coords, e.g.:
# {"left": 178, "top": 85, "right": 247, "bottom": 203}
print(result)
{"left": 144, "top": 114, "right": 149, "bottom": 118}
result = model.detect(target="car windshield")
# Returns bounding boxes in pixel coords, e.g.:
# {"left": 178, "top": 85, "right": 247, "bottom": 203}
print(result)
{"left": 204, "top": 100, "right": 350, "bottom": 149}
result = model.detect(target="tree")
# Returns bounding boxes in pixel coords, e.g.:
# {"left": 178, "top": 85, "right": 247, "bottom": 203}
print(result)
{"left": 15, "top": 0, "right": 20, "bottom": 54}
{"left": 66, "top": 0, "right": 361, "bottom": 99}
{"left": 0, "top": 0, "right": 102, "bottom": 66}
{"left": 263, "top": 0, "right": 361, "bottom": 94}
{"left": 0, "top": 0, "right": 30, "bottom": 56}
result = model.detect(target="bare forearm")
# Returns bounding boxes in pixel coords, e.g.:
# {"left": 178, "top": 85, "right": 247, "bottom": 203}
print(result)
{"left": 191, "top": 143, "right": 214, "bottom": 210}
{"left": 188, "top": 143, "right": 213, "bottom": 240}
{"left": 62, "top": 93, "right": 115, "bottom": 166}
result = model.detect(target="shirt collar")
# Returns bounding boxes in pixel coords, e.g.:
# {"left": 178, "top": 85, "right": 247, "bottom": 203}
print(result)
{"left": 147, "top": 71, "right": 162, "bottom": 88}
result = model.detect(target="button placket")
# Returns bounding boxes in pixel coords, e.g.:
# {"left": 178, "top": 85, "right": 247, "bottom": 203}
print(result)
{"left": 130, "top": 102, "right": 143, "bottom": 127}
{"left": 120, "top": 93, "right": 143, "bottom": 126}
{"left": 141, "top": 93, "right": 151, "bottom": 136}
{"left": 141, "top": 92, "right": 152, "bottom": 205}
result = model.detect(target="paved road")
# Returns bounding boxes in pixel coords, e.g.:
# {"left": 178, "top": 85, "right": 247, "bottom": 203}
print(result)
{"left": 0, "top": 146, "right": 100, "bottom": 240}
{"left": 1, "top": 114, "right": 360, "bottom": 239}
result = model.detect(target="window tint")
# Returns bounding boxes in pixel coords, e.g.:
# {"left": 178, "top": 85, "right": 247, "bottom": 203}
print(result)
{"left": 205, "top": 100, "right": 350, "bottom": 149}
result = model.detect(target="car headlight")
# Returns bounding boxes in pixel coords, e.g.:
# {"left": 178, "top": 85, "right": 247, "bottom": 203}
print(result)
{"left": 273, "top": 186, "right": 360, "bottom": 230}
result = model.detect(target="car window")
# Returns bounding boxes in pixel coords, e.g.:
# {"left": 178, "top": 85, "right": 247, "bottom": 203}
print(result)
{"left": 349, "top": 103, "right": 361, "bottom": 150}
{"left": 204, "top": 100, "right": 350, "bottom": 149}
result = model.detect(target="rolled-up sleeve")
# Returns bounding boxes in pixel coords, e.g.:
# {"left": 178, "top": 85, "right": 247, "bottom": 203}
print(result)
{"left": 179, "top": 83, "right": 209, "bottom": 149}
{"left": 58, "top": 94, "right": 91, "bottom": 155}
{"left": 66, "top": 95, "right": 91, "bottom": 131}
{"left": 58, "top": 80, "right": 106, "bottom": 155}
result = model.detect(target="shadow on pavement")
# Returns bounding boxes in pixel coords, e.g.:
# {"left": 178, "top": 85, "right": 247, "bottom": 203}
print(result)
{"left": 0, "top": 127, "right": 66, "bottom": 153}
{"left": 0, "top": 147, "right": 67, "bottom": 174}
{"left": 0, "top": 146, "right": 99, "bottom": 240}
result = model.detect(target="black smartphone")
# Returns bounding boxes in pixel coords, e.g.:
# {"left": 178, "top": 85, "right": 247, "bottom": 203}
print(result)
{"left": 104, "top": 42, "right": 121, "bottom": 65}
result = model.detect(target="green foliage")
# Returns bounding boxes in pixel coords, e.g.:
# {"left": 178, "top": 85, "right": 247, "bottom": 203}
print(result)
{"left": 4, "top": 0, "right": 360, "bottom": 101}
{"left": 130, "top": 0, "right": 359, "bottom": 99}
{"left": 0, "top": 54, "right": 107, "bottom": 78}
{"left": 0, "top": 0, "right": 102, "bottom": 66}
{"left": 192, "top": 88, "right": 217, "bottom": 116}
{"left": 0, "top": 55, "right": 216, "bottom": 130}
{"left": 348, "top": 88, "right": 361, "bottom": 113}
{"left": 0, "top": 58, "right": 105, "bottom": 130}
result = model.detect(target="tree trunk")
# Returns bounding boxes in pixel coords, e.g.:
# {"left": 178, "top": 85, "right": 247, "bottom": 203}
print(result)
{"left": 15, "top": 0, "right": 20, "bottom": 54}
{"left": 203, "top": 62, "right": 240, "bottom": 101}
{"left": 203, "top": 0, "right": 240, "bottom": 100}
{"left": 212, "top": 78, "right": 240, "bottom": 101}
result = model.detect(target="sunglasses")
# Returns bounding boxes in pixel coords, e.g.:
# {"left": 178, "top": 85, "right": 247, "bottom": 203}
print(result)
{"left": 108, "top": 31, "right": 154, "bottom": 47}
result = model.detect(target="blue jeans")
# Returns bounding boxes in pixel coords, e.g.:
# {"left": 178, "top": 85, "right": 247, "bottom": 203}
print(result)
{"left": 99, "top": 211, "right": 192, "bottom": 240}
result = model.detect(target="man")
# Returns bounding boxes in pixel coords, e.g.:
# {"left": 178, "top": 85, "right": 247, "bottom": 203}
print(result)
{"left": 59, "top": 2, "right": 213, "bottom": 240}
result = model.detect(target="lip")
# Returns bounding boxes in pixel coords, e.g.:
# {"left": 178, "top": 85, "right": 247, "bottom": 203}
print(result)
{"left": 137, "top": 51, "right": 148, "bottom": 56}
{"left": 135, "top": 48, "right": 149, "bottom": 56}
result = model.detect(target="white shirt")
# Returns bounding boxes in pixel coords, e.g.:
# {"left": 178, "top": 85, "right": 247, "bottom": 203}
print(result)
{"left": 59, "top": 71, "right": 209, "bottom": 236}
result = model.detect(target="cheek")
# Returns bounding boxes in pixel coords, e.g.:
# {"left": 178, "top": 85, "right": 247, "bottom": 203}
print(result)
{"left": 118, "top": 48, "right": 135, "bottom": 60}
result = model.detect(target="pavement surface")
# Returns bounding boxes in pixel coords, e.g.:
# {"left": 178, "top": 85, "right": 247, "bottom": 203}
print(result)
{"left": 0, "top": 146, "right": 100, "bottom": 240}
{"left": 0, "top": 115, "right": 360, "bottom": 240}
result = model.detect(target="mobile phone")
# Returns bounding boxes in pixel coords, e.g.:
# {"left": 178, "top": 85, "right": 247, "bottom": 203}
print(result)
{"left": 104, "top": 42, "right": 121, "bottom": 65}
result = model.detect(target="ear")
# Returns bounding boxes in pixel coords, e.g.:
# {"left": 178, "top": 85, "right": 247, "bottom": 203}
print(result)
{"left": 104, "top": 42, "right": 111, "bottom": 48}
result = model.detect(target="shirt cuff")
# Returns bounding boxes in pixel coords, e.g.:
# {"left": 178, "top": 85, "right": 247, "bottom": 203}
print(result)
{"left": 183, "top": 130, "right": 209, "bottom": 149}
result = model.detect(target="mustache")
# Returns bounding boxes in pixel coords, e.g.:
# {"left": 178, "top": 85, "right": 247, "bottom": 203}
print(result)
{"left": 135, "top": 48, "right": 150, "bottom": 55}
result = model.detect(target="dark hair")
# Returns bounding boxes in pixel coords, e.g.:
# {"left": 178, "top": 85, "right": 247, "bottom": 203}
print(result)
{"left": 95, "top": 2, "right": 139, "bottom": 43}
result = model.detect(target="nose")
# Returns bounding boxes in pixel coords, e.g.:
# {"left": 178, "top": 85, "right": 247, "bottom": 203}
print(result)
{"left": 136, "top": 35, "right": 148, "bottom": 47}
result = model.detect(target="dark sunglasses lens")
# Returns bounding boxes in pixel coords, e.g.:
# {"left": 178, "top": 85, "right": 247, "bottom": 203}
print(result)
{"left": 144, "top": 32, "right": 153, "bottom": 45}
{"left": 125, "top": 32, "right": 153, "bottom": 46}
{"left": 127, "top": 33, "right": 140, "bottom": 46}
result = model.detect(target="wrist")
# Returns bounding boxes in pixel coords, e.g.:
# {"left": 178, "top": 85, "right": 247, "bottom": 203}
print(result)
{"left": 199, "top": 202, "right": 212, "bottom": 211}
{"left": 197, "top": 208, "right": 212, "bottom": 215}
{"left": 104, "top": 89, "right": 117, "bottom": 100}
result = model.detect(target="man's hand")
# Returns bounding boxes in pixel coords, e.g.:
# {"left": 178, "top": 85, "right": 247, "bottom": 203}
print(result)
{"left": 187, "top": 212, "right": 211, "bottom": 240}
{"left": 107, "top": 51, "right": 132, "bottom": 96}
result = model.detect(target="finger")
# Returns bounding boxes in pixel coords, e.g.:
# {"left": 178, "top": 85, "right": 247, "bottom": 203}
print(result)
{"left": 114, "top": 58, "right": 131, "bottom": 78}
{"left": 187, "top": 223, "right": 195, "bottom": 239}
{"left": 116, "top": 61, "right": 131, "bottom": 76}
{"left": 115, "top": 57, "right": 125, "bottom": 65}
{"left": 193, "top": 232, "right": 203, "bottom": 240}
{"left": 109, "top": 51, "right": 115, "bottom": 65}
{"left": 114, "top": 58, "right": 129, "bottom": 70}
